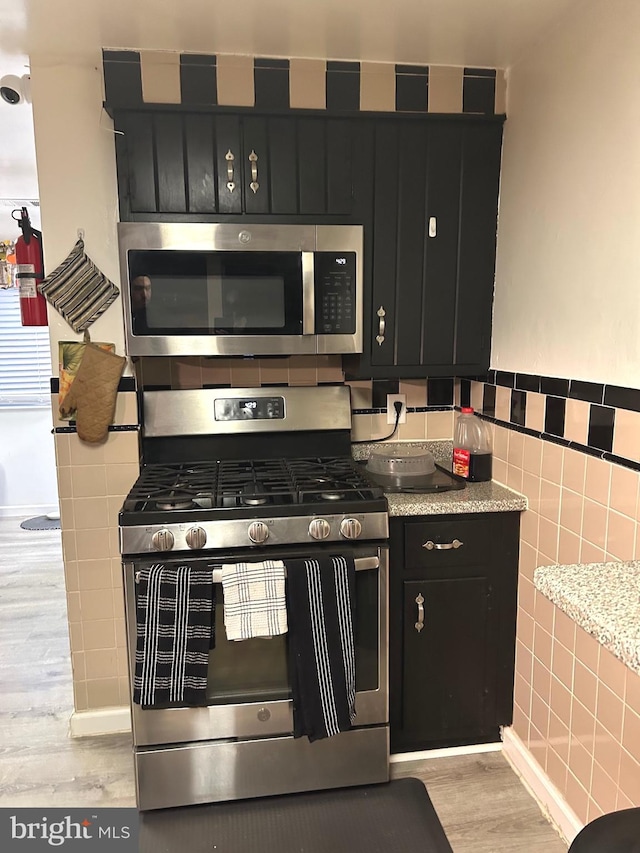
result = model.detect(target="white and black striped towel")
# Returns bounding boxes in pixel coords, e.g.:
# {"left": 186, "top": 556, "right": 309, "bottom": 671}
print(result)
{"left": 133, "top": 564, "right": 215, "bottom": 708}
{"left": 285, "top": 556, "right": 356, "bottom": 741}
{"left": 221, "top": 560, "right": 287, "bottom": 641}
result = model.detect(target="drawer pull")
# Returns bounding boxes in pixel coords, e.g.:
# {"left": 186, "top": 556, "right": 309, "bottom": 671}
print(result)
{"left": 415, "top": 593, "right": 425, "bottom": 633}
{"left": 422, "top": 539, "right": 464, "bottom": 551}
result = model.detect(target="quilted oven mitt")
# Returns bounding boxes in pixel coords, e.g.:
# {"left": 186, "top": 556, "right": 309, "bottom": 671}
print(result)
{"left": 59, "top": 343, "right": 126, "bottom": 443}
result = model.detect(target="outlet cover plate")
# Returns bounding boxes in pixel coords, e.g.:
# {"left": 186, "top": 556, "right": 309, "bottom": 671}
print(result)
{"left": 387, "top": 394, "right": 407, "bottom": 424}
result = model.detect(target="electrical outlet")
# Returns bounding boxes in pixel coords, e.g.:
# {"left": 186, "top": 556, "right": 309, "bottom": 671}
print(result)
{"left": 386, "top": 394, "right": 407, "bottom": 425}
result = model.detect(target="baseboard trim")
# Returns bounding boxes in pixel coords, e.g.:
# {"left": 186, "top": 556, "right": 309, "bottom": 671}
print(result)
{"left": 502, "top": 726, "right": 583, "bottom": 845}
{"left": 390, "top": 740, "right": 502, "bottom": 763}
{"left": 69, "top": 706, "right": 132, "bottom": 738}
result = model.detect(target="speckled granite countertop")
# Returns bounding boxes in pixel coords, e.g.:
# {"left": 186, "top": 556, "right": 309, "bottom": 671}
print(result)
{"left": 351, "top": 441, "right": 527, "bottom": 517}
{"left": 534, "top": 562, "right": 640, "bottom": 675}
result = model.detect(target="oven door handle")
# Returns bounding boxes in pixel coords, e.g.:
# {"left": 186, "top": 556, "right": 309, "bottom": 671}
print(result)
{"left": 135, "top": 556, "right": 380, "bottom": 584}
{"left": 208, "top": 555, "right": 379, "bottom": 581}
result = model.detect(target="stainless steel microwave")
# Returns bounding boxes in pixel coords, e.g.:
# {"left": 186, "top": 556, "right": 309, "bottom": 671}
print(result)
{"left": 117, "top": 222, "right": 363, "bottom": 357}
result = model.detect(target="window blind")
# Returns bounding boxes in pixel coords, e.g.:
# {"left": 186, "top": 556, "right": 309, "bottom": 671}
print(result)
{"left": 0, "top": 287, "right": 51, "bottom": 407}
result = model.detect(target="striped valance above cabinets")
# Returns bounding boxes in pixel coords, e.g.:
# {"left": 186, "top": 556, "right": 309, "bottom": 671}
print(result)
{"left": 102, "top": 51, "right": 507, "bottom": 116}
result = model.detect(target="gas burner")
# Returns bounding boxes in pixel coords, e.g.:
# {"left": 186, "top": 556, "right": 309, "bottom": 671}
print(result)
{"left": 240, "top": 481, "right": 269, "bottom": 506}
{"left": 156, "top": 497, "right": 196, "bottom": 511}
{"left": 320, "top": 491, "right": 344, "bottom": 501}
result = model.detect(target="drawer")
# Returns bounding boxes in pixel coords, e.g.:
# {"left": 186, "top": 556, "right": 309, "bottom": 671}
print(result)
{"left": 404, "top": 517, "right": 492, "bottom": 570}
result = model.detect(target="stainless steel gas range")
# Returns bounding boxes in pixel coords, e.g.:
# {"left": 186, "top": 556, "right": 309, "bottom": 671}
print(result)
{"left": 119, "top": 385, "right": 390, "bottom": 811}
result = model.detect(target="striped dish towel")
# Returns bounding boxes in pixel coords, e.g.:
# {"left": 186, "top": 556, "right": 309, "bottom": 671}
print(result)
{"left": 221, "top": 560, "right": 287, "bottom": 641}
{"left": 285, "top": 556, "right": 356, "bottom": 741}
{"left": 133, "top": 564, "right": 215, "bottom": 708}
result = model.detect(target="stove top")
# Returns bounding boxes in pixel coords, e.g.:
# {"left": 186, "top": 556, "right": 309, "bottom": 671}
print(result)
{"left": 119, "top": 386, "right": 389, "bottom": 555}
{"left": 119, "top": 455, "right": 389, "bottom": 555}
{"left": 121, "top": 456, "right": 384, "bottom": 522}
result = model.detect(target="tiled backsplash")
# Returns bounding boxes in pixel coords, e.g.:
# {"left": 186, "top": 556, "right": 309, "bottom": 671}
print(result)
{"left": 478, "top": 370, "right": 640, "bottom": 824}
{"left": 458, "top": 372, "right": 640, "bottom": 471}
{"left": 135, "top": 354, "right": 344, "bottom": 390}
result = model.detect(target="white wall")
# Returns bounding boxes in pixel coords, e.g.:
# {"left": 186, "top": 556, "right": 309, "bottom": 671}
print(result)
{"left": 492, "top": 0, "right": 640, "bottom": 387}
{"left": 0, "top": 91, "right": 58, "bottom": 517}
{"left": 0, "top": 54, "right": 126, "bottom": 517}
{"left": 0, "top": 408, "right": 58, "bottom": 517}
{"left": 29, "top": 54, "right": 126, "bottom": 366}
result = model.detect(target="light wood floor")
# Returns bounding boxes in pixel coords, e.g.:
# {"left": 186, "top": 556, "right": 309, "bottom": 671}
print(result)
{"left": 0, "top": 516, "right": 568, "bottom": 850}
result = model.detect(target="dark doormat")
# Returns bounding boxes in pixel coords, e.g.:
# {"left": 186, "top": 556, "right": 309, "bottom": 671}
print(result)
{"left": 139, "top": 777, "right": 453, "bottom": 853}
{"left": 19, "top": 515, "right": 61, "bottom": 530}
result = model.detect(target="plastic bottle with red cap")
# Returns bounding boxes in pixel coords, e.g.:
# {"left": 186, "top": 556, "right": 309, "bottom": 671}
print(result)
{"left": 452, "top": 407, "right": 493, "bottom": 482}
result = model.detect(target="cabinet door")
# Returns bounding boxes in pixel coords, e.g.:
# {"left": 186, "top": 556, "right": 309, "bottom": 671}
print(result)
{"left": 400, "top": 577, "right": 496, "bottom": 747}
{"left": 365, "top": 117, "right": 503, "bottom": 377}
{"left": 241, "top": 116, "right": 269, "bottom": 215}
{"left": 115, "top": 109, "right": 359, "bottom": 221}
{"left": 115, "top": 112, "right": 157, "bottom": 215}
{"left": 184, "top": 114, "right": 217, "bottom": 214}
{"left": 455, "top": 123, "right": 503, "bottom": 368}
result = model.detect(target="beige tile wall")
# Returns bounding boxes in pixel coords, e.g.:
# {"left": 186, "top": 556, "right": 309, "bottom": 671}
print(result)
{"left": 490, "top": 416, "right": 640, "bottom": 822}
{"left": 136, "top": 354, "right": 344, "bottom": 389}
{"left": 53, "top": 388, "right": 140, "bottom": 712}
{"left": 56, "top": 429, "right": 138, "bottom": 711}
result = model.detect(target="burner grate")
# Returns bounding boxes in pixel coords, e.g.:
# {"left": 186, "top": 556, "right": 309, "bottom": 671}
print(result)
{"left": 217, "top": 459, "right": 295, "bottom": 508}
{"left": 121, "top": 456, "right": 383, "bottom": 515}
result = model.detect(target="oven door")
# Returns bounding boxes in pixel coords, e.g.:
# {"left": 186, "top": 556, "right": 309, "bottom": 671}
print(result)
{"left": 123, "top": 247, "right": 313, "bottom": 357}
{"left": 124, "top": 544, "right": 388, "bottom": 747}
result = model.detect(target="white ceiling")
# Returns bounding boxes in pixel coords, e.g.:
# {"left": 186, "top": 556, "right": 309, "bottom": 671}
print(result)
{"left": 0, "top": 0, "right": 581, "bottom": 223}
{"left": 2, "top": 0, "right": 580, "bottom": 68}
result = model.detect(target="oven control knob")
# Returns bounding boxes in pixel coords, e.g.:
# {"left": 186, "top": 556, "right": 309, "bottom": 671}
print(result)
{"left": 248, "top": 521, "right": 269, "bottom": 544}
{"left": 340, "top": 518, "right": 362, "bottom": 540}
{"left": 309, "top": 518, "right": 331, "bottom": 540}
{"left": 186, "top": 526, "right": 207, "bottom": 550}
{"left": 151, "top": 528, "right": 175, "bottom": 551}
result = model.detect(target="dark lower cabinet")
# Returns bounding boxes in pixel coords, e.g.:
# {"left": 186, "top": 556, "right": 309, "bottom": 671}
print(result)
{"left": 389, "top": 512, "right": 520, "bottom": 754}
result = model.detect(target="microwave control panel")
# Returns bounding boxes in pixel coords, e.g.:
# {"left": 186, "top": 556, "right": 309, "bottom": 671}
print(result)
{"left": 314, "top": 252, "right": 356, "bottom": 334}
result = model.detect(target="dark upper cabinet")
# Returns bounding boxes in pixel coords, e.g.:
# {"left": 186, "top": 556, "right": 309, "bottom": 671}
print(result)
{"left": 113, "top": 110, "right": 358, "bottom": 219}
{"left": 349, "top": 116, "right": 504, "bottom": 379}
{"left": 389, "top": 512, "right": 519, "bottom": 753}
{"left": 112, "top": 108, "right": 502, "bottom": 377}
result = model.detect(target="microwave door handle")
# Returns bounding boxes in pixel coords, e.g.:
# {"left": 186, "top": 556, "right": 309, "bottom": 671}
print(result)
{"left": 301, "top": 252, "right": 315, "bottom": 335}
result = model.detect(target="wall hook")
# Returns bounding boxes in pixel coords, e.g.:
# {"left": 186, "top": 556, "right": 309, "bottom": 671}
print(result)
{"left": 77, "top": 228, "right": 85, "bottom": 242}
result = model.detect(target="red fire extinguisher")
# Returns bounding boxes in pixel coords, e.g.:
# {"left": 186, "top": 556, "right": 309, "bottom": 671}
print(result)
{"left": 12, "top": 206, "right": 48, "bottom": 326}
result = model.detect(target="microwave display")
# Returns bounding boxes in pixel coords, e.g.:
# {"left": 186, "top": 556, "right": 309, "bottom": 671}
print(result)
{"left": 128, "top": 251, "right": 303, "bottom": 336}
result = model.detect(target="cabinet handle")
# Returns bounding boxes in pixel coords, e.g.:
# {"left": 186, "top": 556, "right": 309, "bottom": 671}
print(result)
{"left": 225, "top": 149, "right": 236, "bottom": 192}
{"left": 414, "top": 593, "right": 425, "bottom": 633}
{"left": 376, "top": 305, "right": 386, "bottom": 346}
{"left": 422, "top": 539, "right": 464, "bottom": 551}
{"left": 249, "top": 150, "right": 259, "bottom": 194}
